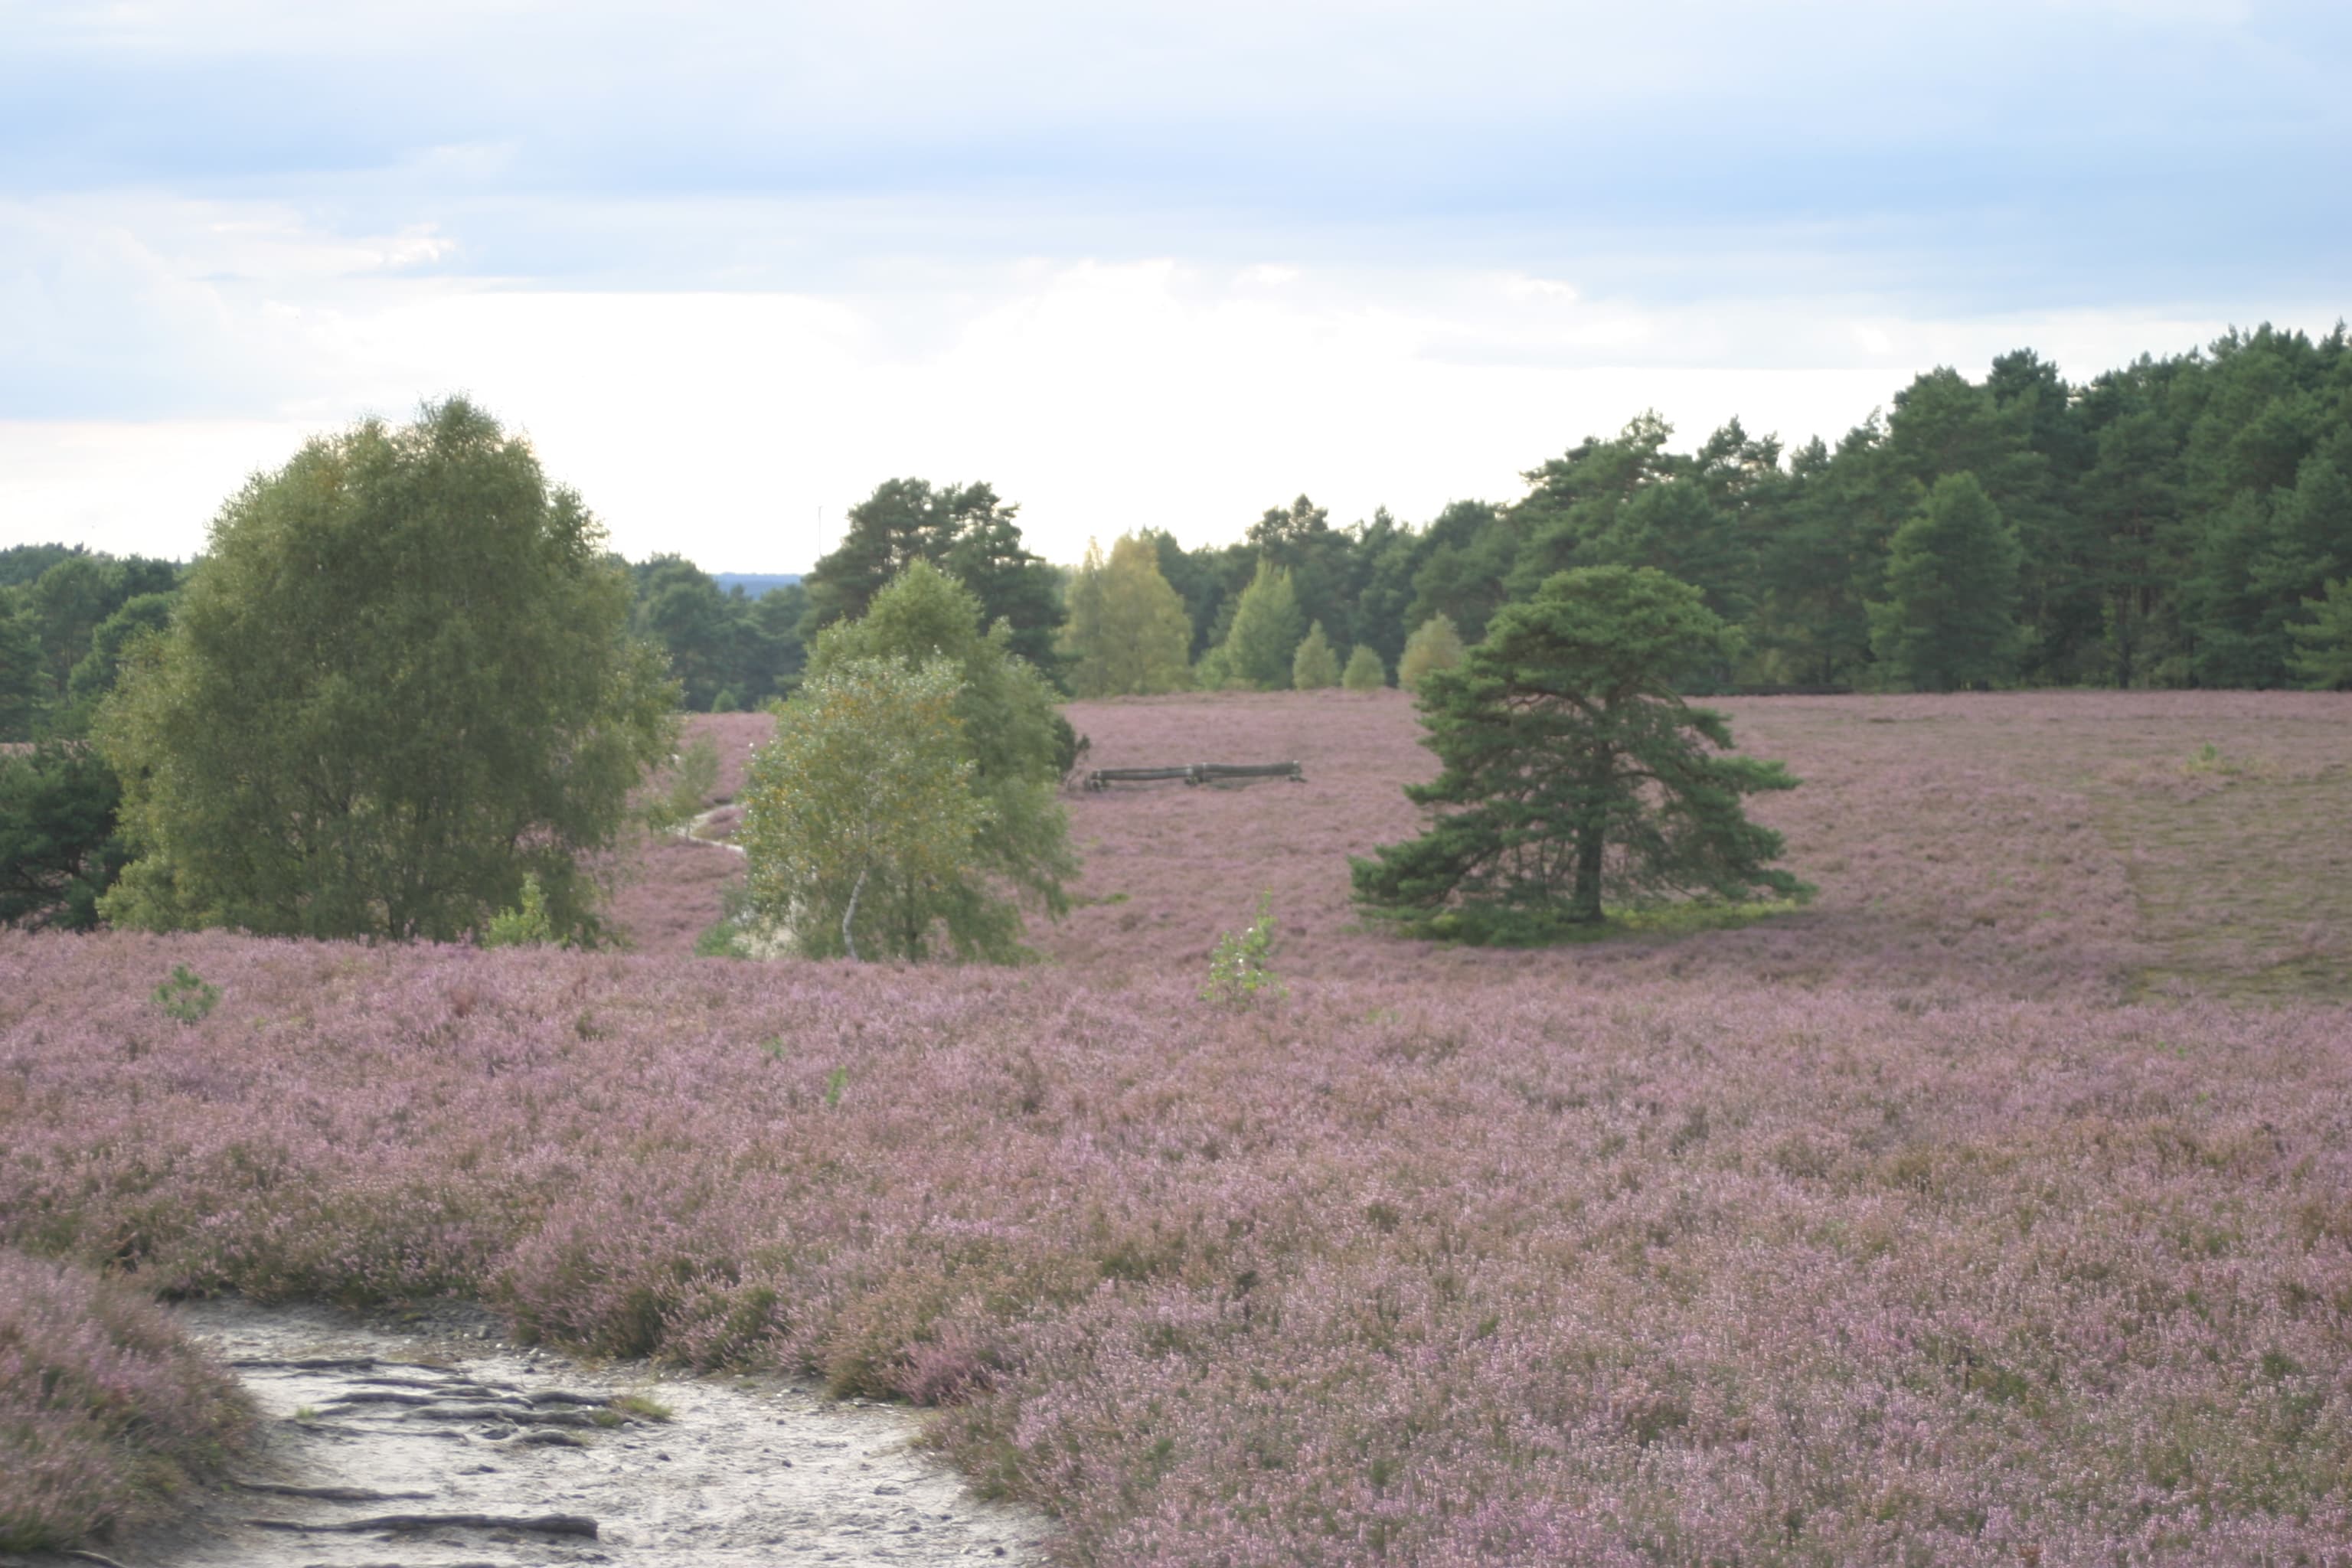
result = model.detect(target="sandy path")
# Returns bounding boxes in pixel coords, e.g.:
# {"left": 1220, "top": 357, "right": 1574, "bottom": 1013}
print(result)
{"left": 72, "top": 1300, "right": 1050, "bottom": 1568}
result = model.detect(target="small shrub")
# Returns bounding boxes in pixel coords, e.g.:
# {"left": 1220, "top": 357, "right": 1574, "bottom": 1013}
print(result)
{"left": 152, "top": 963, "right": 218, "bottom": 1024}
{"left": 1202, "top": 891, "right": 1285, "bottom": 1006}
{"left": 1292, "top": 622, "right": 1341, "bottom": 690}
{"left": 1397, "top": 612, "right": 1465, "bottom": 692}
{"left": 644, "top": 733, "right": 723, "bottom": 834}
{"left": 1342, "top": 645, "right": 1387, "bottom": 691}
{"left": 609, "top": 1391, "right": 675, "bottom": 1422}
{"left": 482, "top": 873, "right": 560, "bottom": 949}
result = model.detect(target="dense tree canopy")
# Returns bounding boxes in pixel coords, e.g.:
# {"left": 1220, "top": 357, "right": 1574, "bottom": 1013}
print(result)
{"left": 1118, "top": 322, "right": 2352, "bottom": 696}
{"left": 800, "top": 478, "right": 1063, "bottom": 672}
{"left": 794, "top": 560, "right": 1076, "bottom": 954}
{"left": 625, "top": 556, "right": 806, "bottom": 712}
{"left": 1062, "top": 534, "right": 1194, "bottom": 697}
{"left": 0, "top": 548, "right": 184, "bottom": 741}
{"left": 95, "top": 398, "right": 677, "bottom": 942}
{"left": 0, "top": 741, "right": 127, "bottom": 931}
{"left": 740, "top": 655, "right": 989, "bottom": 962}
{"left": 1353, "top": 567, "right": 1808, "bottom": 938}
{"left": 1869, "top": 472, "right": 2024, "bottom": 691}
{"left": 1205, "top": 561, "right": 1305, "bottom": 690}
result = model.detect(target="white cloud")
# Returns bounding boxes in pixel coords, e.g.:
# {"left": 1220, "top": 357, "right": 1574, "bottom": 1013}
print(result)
{"left": 1, "top": 240, "right": 2303, "bottom": 570}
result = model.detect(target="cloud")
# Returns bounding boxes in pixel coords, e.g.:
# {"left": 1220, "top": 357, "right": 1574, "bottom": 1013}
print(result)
{"left": 2, "top": 0, "right": 2345, "bottom": 564}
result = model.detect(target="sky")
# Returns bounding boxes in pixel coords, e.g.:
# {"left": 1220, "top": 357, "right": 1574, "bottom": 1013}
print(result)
{"left": 3, "top": 0, "right": 2346, "bottom": 573}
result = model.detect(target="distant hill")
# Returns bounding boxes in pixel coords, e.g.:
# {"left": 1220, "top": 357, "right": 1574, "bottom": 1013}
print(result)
{"left": 713, "top": 573, "right": 803, "bottom": 599}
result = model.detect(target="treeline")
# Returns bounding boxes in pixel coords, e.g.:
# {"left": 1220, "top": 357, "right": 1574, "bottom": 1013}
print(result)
{"left": 1, "top": 544, "right": 185, "bottom": 743}
{"left": 620, "top": 556, "right": 808, "bottom": 713}
{"left": 543, "top": 320, "right": 2352, "bottom": 707}
{"left": 1118, "top": 324, "right": 2352, "bottom": 693}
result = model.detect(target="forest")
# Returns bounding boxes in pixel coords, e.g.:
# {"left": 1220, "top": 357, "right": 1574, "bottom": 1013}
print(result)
{"left": 7, "top": 321, "right": 2350, "bottom": 756}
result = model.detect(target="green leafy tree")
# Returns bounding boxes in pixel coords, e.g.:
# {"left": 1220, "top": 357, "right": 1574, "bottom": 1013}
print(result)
{"left": 2289, "top": 578, "right": 2352, "bottom": 688}
{"left": 1291, "top": 621, "right": 1340, "bottom": 689}
{"left": 1396, "top": 612, "right": 1465, "bottom": 692}
{"left": 60, "top": 593, "right": 175, "bottom": 734}
{"left": 1062, "top": 534, "right": 1194, "bottom": 696}
{"left": 95, "top": 398, "right": 678, "bottom": 942}
{"left": 632, "top": 556, "right": 739, "bottom": 710}
{"left": 801, "top": 479, "right": 1063, "bottom": 671}
{"left": 800, "top": 560, "right": 1074, "bottom": 949}
{"left": 1869, "top": 472, "right": 2024, "bottom": 691}
{"left": 740, "top": 656, "right": 991, "bottom": 961}
{"left": 1341, "top": 643, "right": 1387, "bottom": 691}
{"left": 0, "top": 741, "right": 129, "bottom": 930}
{"left": 1210, "top": 560, "right": 1306, "bottom": 690}
{"left": 1353, "top": 567, "right": 1806, "bottom": 935}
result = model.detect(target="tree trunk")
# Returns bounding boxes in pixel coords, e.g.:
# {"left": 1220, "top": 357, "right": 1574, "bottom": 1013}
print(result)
{"left": 841, "top": 867, "right": 867, "bottom": 962}
{"left": 1570, "top": 822, "right": 1606, "bottom": 923}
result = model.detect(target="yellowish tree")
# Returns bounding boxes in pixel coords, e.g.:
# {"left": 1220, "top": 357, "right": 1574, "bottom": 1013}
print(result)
{"left": 1291, "top": 621, "right": 1340, "bottom": 688}
{"left": 739, "top": 656, "right": 989, "bottom": 961}
{"left": 1397, "top": 612, "right": 1466, "bottom": 692}
{"left": 1062, "top": 534, "right": 1194, "bottom": 696}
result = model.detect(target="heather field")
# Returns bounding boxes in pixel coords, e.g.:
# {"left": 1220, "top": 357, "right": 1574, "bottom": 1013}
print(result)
{"left": 621, "top": 689, "right": 2352, "bottom": 1001}
{"left": 8, "top": 691, "right": 2352, "bottom": 1565}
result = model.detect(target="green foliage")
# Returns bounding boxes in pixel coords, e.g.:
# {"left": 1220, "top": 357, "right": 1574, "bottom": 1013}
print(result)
{"left": 0, "top": 608, "right": 49, "bottom": 743}
{"left": 694, "top": 881, "right": 758, "bottom": 959}
{"left": 152, "top": 964, "right": 219, "bottom": 1024}
{"left": 740, "top": 655, "right": 993, "bottom": 962}
{"left": 482, "top": 872, "right": 562, "bottom": 948}
{"left": 1212, "top": 561, "right": 1305, "bottom": 690}
{"left": 801, "top": 479, "right": 1063, "bottom": 672}
{"left": 60, "top": 593, "right": 174, "bottom": 734}
{"left": 1342, "top": 643, "right": 1387, "bottom": 691}
{"left": 1062, "top": 534, "right": 1194, "bottom": 697}
{"left": 1201, "top": 891, "right": 1285, "bottom": 1006}
{"left": 1354, "top": 567, "right": 1809, "bottom": 931}
{"left": 643, "top": 733, "right": 722, "bottom": 835}
{"left": 0, "top": 740, "right": 129, "bottom": 929}
{"left": 1291, "top": 622, "right": 1341, "bottom": 690}
{"left": 1396, "top": 613, "right": 1465, "bottom": 692}
{"left": 93, "top": 398, "right": 678, "bottom": 943}
{"left": 803, "top": 560, "right": 1076, "bottom": 936}
{"left": 1870, "top": 472, "right": 2025, "bottom": 691}
{"left": 1121, "top": 323, "right": 2352, "bottom": 696}
{"left": 626, "top": 559, "right": 805, "bottom": 712}
{"left": 2288, "top": 578, "right": 2352, "bottom": 688}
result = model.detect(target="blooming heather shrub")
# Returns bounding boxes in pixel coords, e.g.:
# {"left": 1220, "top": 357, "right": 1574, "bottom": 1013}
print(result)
{"left": 5, "top": 930, "right": 2352, "bottom": 1564}
{"left": 0, "top": 1248, "right": 252, "bottom": 1551}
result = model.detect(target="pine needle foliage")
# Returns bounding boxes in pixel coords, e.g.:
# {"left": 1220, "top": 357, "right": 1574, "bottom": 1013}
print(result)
{"left": 1353, "top": 566, "right": 1809, "bottom": 939}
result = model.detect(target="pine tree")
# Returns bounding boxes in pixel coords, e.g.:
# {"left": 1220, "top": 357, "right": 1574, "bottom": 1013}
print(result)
{"left": 1869, "top": 473, "right": 2024, "bottom": 691}
{"left": 2288, "top": 579, "right": 2352, "bottom": 688}
{"left": 1353, "top": 567, "right": 1806, "bottom": 936}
